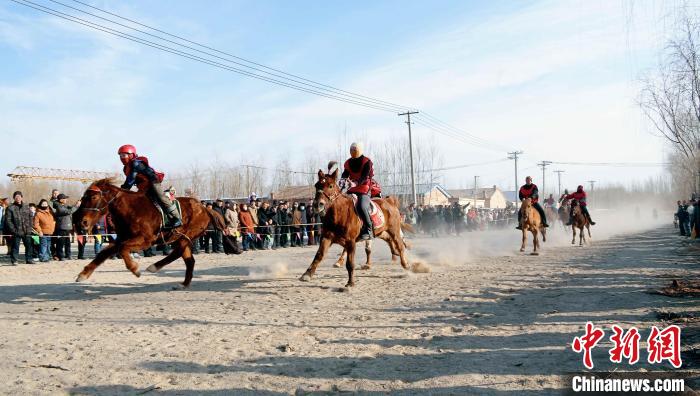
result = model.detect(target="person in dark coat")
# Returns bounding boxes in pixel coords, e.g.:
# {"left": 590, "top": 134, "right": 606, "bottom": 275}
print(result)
{"left": 54, "top": 193, "right": 79, "bottom": 261}
{"left": 4, "top": 191, "right": 36, "bottom": 265}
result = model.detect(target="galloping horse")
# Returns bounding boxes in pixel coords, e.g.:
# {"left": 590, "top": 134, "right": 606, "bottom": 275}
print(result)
{"left": 73, "top": 178, "right": 227, "bottom": 287}
{"left": 570, "top": 199, "right": 591, "bottom": 246}
{"left": 300, "top": 167, "right": 409, "bottom": 287}
{"left": 519, "top": 198, "right": 546, "bottom": 255}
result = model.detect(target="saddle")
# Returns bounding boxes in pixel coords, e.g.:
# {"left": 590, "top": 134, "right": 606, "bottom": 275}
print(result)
{"left": 349, "top": 195, "right": 385, "bottom": 229}
{"left": 151, "top": 198, "right": 182, "bottom": 229}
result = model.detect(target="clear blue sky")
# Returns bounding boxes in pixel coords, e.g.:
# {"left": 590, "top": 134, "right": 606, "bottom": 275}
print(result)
{"left": 0, "top": 0, "right": 691, "bottom": 193}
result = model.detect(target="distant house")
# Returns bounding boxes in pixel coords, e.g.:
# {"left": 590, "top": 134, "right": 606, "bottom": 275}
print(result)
{"left": 270, "top": 185, "right": 315, "bottom": 202}
{"left": 382, "top": 183, "right": 452, "bottom": 206}
{"left": 447, "top": 185, "right": 509, "bottom": 209}
{"left": 503, "top": 191, "right": 518, "bottom": 207}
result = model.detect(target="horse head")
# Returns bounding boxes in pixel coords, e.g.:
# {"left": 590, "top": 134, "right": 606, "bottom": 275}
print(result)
{"left": 74, "top": 178, "right": 118, "bottom": 232}
{"left": 313, "top": 162, "right": 340, "bottom": 217}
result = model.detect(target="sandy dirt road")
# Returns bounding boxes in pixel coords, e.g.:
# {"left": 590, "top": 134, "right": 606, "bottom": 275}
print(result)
{"left": 0, "top": 220, "right": 698, "bottom": 395}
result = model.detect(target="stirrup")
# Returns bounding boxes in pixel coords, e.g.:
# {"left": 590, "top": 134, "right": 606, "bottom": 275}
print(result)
{"left": 515, "top": 225, "right": 522, "bottom": 230}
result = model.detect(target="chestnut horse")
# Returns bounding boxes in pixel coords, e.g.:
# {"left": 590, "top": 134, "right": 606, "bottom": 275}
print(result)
{"left": 570, "top": 199, "right": 591, "bottom": 246}
{"left": 519, "top": 198, "right": 546, "bottom": 255}
{"left": 73, "top": 178, "right": 226, "bottom": 287}
{"left": 300, "top": 167, "right": 409, "bottom": 287}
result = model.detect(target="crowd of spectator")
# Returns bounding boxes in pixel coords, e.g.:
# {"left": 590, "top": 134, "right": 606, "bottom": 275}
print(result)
{"left": 403, "top": 202, "right": 517, "bottom": 236}
{"left": 674, "top": 198, "right": 700, "bottom": 238}
{"left": 0, "top": 188, "right": 326, "bottom": 264}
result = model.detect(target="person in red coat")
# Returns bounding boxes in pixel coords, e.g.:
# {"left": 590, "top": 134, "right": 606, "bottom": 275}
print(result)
{"left": 516, "top": 176, "right": 549, "bottom": 229}
{"left": 341, "top": 142, "right": 375, "bottom": 240}
{"left": 562, "top": 185, "right": 596, "bottom": 225}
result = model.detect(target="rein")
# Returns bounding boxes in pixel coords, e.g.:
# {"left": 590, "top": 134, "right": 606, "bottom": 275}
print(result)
{"left": 83, "top": 188, "right": 119, "bottom": 213}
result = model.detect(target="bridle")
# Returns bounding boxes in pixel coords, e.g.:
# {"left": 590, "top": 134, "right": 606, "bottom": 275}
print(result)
{"left": 82, "top": 187, "right": 118, "bottom": 213}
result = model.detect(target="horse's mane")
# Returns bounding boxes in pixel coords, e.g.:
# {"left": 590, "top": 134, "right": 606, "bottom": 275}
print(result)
{"left": 91, "top": 177, "right": 138, "bottom": 193}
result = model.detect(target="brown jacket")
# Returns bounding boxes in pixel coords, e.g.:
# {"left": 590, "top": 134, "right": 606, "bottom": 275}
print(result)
{"left": 238, "top": 210, "right": 256, "bottom": 233}
{"left": 33, "top": 208, "right": 56, "bottom": 236}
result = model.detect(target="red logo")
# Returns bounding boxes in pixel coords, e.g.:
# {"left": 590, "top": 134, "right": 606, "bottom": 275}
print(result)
{"left": 572, "top": 323, "right": 683, "bottom": 369}
{"left": 647, "top": 325, "right": 682, "bottom": 368}
{"left": 572, "top": 322, "right": 605, "bottom": 369}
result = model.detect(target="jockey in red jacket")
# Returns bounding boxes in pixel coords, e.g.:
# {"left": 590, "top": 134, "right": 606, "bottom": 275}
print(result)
{"left": 341, "top": 142, "right": 374, "bottom": 240}
{"left": 562, "top": 185, "right": 596, "bottom": 225}
{"left": 516, "top": 176, "right": 549, "bottom": 229}
{"left": 118, "top": 144, "right": 182, "bottom": 228}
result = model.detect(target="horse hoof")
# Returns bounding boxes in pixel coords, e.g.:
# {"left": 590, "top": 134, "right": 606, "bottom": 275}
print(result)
{"left": 299, "top": 274, "right": 312, "bottom": 282}
{"left": 146, "top": 264, "right": 159, "bottom": 273}
{"left": 172, "top": 283, "right": 190, "bottom": 290}
{"left": 133, "top": 270, "right": 141, "bottom": 278}
{"left": 360, "top": 265, "right": 371, "bottom": 270}
{"left": 345, "top": 282, "right": 355, "bottom": 288}
{"left": 333, "top": 262, "right": 342, "bottom": 268}
{"left": 75, "top": 273, "right": 88, "bottom": 282}
{"left": 519, "top": 248, "right": 525, "bottom": 252}
{"left": 530, "top": 252, "right": 539, "bottom": 256}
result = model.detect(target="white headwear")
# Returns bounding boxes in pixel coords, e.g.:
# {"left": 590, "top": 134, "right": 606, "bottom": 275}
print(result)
{"left": 350, "top": 142, "right": 363, "bottom": 158}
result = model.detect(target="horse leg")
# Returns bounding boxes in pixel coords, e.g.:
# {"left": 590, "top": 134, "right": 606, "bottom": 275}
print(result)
{"left": 118, "top": 239, "right": 146, "bottom": 277}
{"left": 362, "top": 239, "right": 372, "bottom": 270}
{"left": 181, "top": 245, "right": 196, "bottom": 287}
{"left": 587, "top": 224, "right": 591, "bottom": 238}
{"left": 345, "top": 242, "right": 356, "bottom": 287}
{"left": 334, "top": 248, "right": 346, "bottom": 268}
{"left": 571, "top": 227, "right": 576, "bottom": 245}
{"left": 532, "top": 230, "right": 539, "bottom": 255}
{"left": 300, "top": 237, "right": 332, "bottom": 281}
{"left": 579, "top": 227, "right": 584, "bottom": 246}
{"left": 146, "top": 238, "right": 187, "bottom": 273}
{"left": 387, "top": 230, "right": 409, "bottom": 270}
{"left": 520, "top": 229, "right": 527, "bottom": 252}
{"left": 76, "top": 242, "right": 119, "bottom": 282}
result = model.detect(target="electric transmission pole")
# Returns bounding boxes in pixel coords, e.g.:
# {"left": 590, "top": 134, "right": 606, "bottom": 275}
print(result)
{"left": 508, "top": 151, "right": 524, "bottom": 197}
{"left": 398, "top": 111, "right": 419, "bottom": 205}
{"left": 554, "top": 170, "right": 565, "bottom": 197}
{"left": 538, "top": 161, "right": 552, "bottom": 196}
{"left": 473, "top": 175, "right": 480, "bottom": 207}
{"left": 587, "top": 180, "right": 596, "bottom": 207}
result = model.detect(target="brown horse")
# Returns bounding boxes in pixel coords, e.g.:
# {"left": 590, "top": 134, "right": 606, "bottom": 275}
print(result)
{"left": 570, "top": 199, "right": 591, "bottom": 246}
{"left": 300, "top": 168, "right": 409, "bottom": 287}
{"left": 73, "top": 178, "right": 226, "bottom": 287}
{"left": 519, "top": 198, "right": 546, "bottom": 255}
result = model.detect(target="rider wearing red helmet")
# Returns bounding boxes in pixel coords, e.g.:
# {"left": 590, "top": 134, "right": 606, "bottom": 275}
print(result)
{"left": 341, "top": 142, "right": 375, "bottom": 240}
{"left": 562, "top": 185, "right": 596, "bottom": 225}
{"left": 118, "top": 144, "right": 182, "bottom": 228}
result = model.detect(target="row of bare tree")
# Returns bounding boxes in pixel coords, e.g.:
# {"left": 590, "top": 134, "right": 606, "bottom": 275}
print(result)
{"left": 641, "top": 14, "right": 700, "bottom": 199}
{"left": 164, "top": 132, "right": 444, "bottom": 200}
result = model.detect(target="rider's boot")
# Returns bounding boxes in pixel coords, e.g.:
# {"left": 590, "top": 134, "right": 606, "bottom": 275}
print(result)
{"left": 164, "top": 204, "right": 182, "bottom": 229}
{"left": 586, "top": 213, "right": 596, "bottom": 225}
{"left": 515, "top": 211, "right": 523, "bottom": 230}
{"left": 359, "top": 223, "right": 374, "bottom": 240}
{"left": 566, "top": 213, "right": 573, "bottom": 226}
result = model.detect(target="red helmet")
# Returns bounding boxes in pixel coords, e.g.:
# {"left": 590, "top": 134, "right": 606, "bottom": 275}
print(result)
{"left": 118, "top": 144, "right": 137, "bottom": 155}
{"left": 118, "top": 144, "right": 137, "bottom": 165}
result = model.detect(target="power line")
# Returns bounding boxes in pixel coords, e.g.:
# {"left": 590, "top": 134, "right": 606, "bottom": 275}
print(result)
{"left": 10, "top": 0, "right": 514, "bottom": 153}
{"left": 549, "top": 161, "right": 669, "bottom": 167}
{"left": 10, "top": 0, "right": 406, "bottom": 114}
{"left": 66, "top": 0, "right": 413, "bottom": 112}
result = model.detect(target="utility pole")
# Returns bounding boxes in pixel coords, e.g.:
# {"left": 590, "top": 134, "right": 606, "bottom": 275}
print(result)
{"left": 398, "top": 111, "right": 419, "bottom": 205}
{"left": 473, "top": 175, "right": 480, "bottom": 208}
{"left": 538, "top": 160, "right": 552, "bottom": 196}
{"left": 508, "top": 151, "right": 524, "bottom": 198}
{"left": 554, "top": 170, "right": 565, "bottom": 197}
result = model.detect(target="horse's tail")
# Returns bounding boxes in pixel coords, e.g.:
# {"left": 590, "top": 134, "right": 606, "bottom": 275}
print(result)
{"left": 205, "top": 207, "right": 227, "bottom": 231}
{"left": 400, "top": 222, "right": 415, "bottom": 234}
